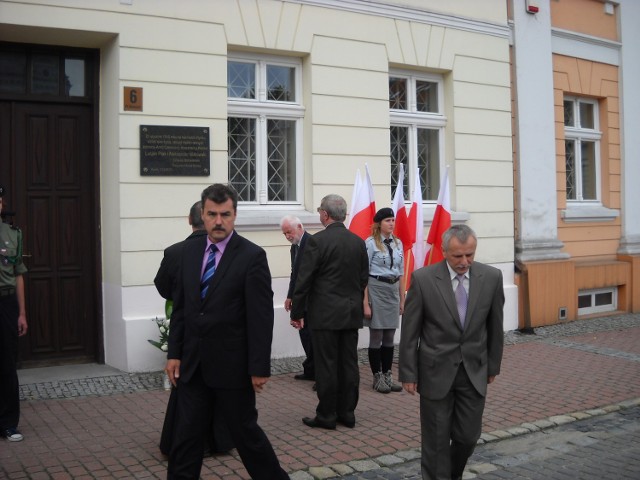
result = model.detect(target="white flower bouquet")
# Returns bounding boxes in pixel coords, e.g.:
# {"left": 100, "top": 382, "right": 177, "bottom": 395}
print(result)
{"left": 148, "top": 300, "right": 172, "bottom": 352}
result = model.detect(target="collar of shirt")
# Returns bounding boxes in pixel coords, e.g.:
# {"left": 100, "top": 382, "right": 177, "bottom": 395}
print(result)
{"left": 446, "top": 263, "right": 468, "bottom": 289}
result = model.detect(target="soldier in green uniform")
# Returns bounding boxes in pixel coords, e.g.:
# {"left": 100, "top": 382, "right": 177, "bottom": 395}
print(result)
{"left": 0, "top": 185, "right": 28, "bottom": 442}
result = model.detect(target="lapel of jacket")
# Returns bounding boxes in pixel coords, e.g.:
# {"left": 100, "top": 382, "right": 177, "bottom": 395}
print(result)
{"left": 202, "top": 231, "right": 240, "bottom": 302}
{"left": 465, "top": 264, "right": 483, "bottom": 327}
{"left": 433, "top": 261, "right": 461, "bottom": 329}
{"left": 184, "top": 235, "right": 207, "bottom": 305}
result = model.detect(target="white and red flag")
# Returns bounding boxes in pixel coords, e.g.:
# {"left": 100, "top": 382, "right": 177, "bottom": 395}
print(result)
{"left": 347, "top": 164, "right": 376, "bottom": 240}
{"left": 391, "top": 164, "right": 412, "bottom": 250}
{"left": 404, "top": 168, "right": 425, "bottom": 288}
{"left": 424, "top": 166, "right": 451, "bottom": 266}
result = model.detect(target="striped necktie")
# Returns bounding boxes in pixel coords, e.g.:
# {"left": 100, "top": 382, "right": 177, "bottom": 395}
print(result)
{"left": 200, "top": 244, "right": 218, "bottom": 299}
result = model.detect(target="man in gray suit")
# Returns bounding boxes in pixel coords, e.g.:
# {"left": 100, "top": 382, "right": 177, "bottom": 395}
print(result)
{"left": 399, "top": 224, "right": 504, "bottom": 480}
{"left": 291, "top": 194, "right": 369, "bottom": 430}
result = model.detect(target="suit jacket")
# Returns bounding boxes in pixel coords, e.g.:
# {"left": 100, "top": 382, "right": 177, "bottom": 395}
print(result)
{"left": 154, "top": 230, "right": 207, "bottom": 301}
{"left": 168, "top": 231, "right": 274, "bottom": 389}
{"left": 291, "top": 222, "right": 368, "bottom": 330}
{"left": 399, "top": 260, "right": 504, "bottom": 399}
{"left": 286, "top": 231, "right": 309, "bottom": 301}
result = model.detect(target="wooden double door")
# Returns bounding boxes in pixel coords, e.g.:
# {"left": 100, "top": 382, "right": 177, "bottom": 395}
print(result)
{"left": 0, "top": 101, "right": 101, "bottom": 367}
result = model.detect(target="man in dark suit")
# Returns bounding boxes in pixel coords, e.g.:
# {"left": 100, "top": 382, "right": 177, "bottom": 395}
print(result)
{"left": 291, "top": 194, "right": 369, "bottom": 430}
{"left": 280, "top": 215, "right": 314, "bottom": 382}
{"left": 165, "top": 184, "right": 288, "bottom": 480}
{"left": 154, "top": 200, "right": 233, "bottom": 457}
{"left": 399, "top": 224, "right": 504, "bottom": 480}
{"left": 154, "top": 201, "right": 207, "bottom": 300}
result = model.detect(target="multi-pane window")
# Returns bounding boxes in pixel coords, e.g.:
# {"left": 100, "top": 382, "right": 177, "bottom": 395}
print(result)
{"left": 578, "top": 288, "right": 616, "bottom": 316}
{"left": 0, "top": 47, "right": 88, "bottom": 98}
{"left": 564, "top": 97, "right": 601, "bottom": 202}
{"left": 227, "top": 55, "right": 303, "bottom": 204}
{"left": 389, "top": 72, "right": 445, "bottom": 202}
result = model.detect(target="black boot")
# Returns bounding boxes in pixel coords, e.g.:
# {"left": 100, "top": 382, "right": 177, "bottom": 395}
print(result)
{"left": 381, "top": 346, "right": 402, "bottom": 392}
{"left": 368, "top": 348, "right": 381, "bottom": 376}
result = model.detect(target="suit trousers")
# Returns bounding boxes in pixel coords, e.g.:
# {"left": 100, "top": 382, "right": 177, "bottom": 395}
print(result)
{"left": 0, "top": 295, "right": 20, "bottom": 431}
{"left": 311, "top": 329, "right": 359, "bottom": 425}
{"left": 298, "top": 324, "right": 315, "bottom": 378}
{"left": 419, "top": 363, "right": 485, "bottom": 480}
{"left": 167, "top": 368, "right": 288, "bottom": 480}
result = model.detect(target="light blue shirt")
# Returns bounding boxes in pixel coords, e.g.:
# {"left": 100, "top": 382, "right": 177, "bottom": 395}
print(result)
{"left": 366, "top": 235, "right": 404, "bottom": 277}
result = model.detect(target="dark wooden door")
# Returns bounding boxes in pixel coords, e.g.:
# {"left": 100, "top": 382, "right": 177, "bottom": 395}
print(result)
{"left": 5, "top": 102, "right": 100, "bottom": 367}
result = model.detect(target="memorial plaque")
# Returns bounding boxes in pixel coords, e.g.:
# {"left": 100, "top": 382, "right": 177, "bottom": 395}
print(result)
{"left": 140, "top": 125, "right": 210, "bottom": 176}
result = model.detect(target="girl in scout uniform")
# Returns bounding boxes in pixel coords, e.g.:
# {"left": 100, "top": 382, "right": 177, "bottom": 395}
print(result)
{"left": 0, "top": 185, "right": 28, "bottom": 442}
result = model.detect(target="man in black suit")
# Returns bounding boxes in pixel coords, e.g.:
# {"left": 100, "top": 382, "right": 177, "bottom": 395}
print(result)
{"left": 280, "top": 215, "right": 314, "bottom": 382}
{"left": 399, "top": 224, "right": 504, "bottom": 480}
{"left": 291, "top": 194, "right": 369, "bottom": 430}
{"left": 165, "top": 184, "right": 288, "bottom": 480}
{"left": 154, "top": 201, "right": 207, "bottom": 300}
{"left": 154, "top": 200, "right": 233, "bottom": 457}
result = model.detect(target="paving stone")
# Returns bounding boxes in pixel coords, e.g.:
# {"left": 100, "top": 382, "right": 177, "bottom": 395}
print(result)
{"left": 375, "top": 455, "right": 403, "bottom": 466}
{"left": 348, "top": 459, "right": 381, "bottom": 472}
{"left": 308, "top": 466, "right": 338, "bottom": 479}
{"left": 329, "top": 463, "right": 354, "bottom": 476}
{"left": 548, "top": 415, "right": 576, "bottom": 426}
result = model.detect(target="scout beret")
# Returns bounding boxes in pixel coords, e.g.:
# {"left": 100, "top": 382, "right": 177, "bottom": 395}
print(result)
{"left": 373, "top": 207, "right": 395, "bottom": 223}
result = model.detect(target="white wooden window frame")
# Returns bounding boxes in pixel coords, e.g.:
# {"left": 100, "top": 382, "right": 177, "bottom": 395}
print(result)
{"left": 228, "top": 53, "right": 304, "bottom": 206}
{"left": 564, "top": 97, "right": 602, "bottom": 204}
{"left": 577, "top": 287, "right": 617, "bottom": 316}
{"left": 389, "top": 70, "right": 446, "bottom": 203}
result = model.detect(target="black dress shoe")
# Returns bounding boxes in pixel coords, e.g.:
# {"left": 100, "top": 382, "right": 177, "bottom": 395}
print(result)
{"left": 337, "top": 417, "right": 355, "bottom": 428}
{"left": 294, "top": 373, "right": 314, "bottom": 381}
{"left": 302, "top": 417, "right": 336, "bottom": 430}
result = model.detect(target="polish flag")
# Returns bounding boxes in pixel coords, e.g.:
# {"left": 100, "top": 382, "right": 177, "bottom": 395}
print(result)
{"left": 392, "top": 163, "right": 412, "bottom": 251}
{"left": 347, "top": 165, "right": 376, "bottom": 240}
{"left": 424, "top": 167, "right": 451, "bottom": 266}
{"left": 405, "top": 168, "right": 425, "bottom": 288}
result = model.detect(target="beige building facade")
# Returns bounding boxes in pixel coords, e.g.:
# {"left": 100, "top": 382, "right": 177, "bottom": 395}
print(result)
{"left": 11, "top": 0, "right": 629, "bottom": 372}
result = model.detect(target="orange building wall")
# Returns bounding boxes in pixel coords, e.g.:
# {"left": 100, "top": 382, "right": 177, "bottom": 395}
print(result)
{"left": 553, "top": 54, "right": 621, "bottom": 261}
{"left": 551, "top": 0, "right": 618, "bottom": 41}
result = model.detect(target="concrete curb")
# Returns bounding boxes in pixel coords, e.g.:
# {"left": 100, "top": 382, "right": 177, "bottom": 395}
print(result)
{"left": 288, "top": 397, "right": 640, "bottom": 479}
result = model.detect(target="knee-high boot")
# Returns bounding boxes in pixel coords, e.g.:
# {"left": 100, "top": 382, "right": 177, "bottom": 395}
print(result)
{"left": 381, "top": 346, "right": 402, "bottom": 392}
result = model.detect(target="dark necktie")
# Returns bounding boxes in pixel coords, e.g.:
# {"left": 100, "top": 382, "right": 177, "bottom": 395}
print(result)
{"left": 291, "top": 243, "right": 299, "bottom": 268}
{"left": 455, "top": 274, "right": 468, "bottom": 327}
{"left": 200, "top": 244, "right": 218, "bottom": 299}
{"left": 383, "top": 238, "right": 394, "bottom": 269}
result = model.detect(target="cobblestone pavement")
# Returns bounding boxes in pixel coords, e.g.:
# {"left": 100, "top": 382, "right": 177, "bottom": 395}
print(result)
{"left": 332, "top": 404, "right": 640, "bottom": 480}
{"left": 330, "top": 406, "right": 640, "bottom": 480}
{"left": 2, "top": 313, "right": 639, "bottom": 479}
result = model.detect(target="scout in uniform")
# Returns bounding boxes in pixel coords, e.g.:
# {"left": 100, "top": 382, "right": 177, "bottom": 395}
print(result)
{"left": 0, "top": 185, "right": 28, "bottom": 442}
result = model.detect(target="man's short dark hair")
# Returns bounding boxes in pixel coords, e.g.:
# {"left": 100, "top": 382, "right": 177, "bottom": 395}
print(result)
{"left": 201, "top": 184, "right": 238, "bottom": 211}
{"left": 189, "top": 201, "right": 204, "bottom": 229}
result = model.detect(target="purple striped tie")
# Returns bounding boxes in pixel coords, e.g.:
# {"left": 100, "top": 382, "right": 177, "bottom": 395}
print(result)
{"left": 200, "top": 244, "right": 218, "bottom": 298}
{"left": 455, "top": 274, "right": 467, "bottom": 327}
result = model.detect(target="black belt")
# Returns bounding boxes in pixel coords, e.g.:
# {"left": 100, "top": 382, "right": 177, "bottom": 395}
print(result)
{"left": 369, "top": 275, "right": 400, "bottom": 284}
{"left": 0, "top": 287, "right": 16, "bottom": 297}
